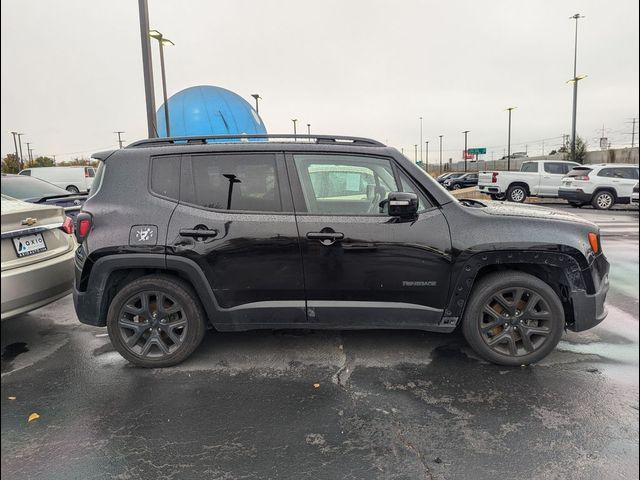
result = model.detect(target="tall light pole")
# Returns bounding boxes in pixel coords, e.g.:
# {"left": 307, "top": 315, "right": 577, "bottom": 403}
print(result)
{"left": 292, "top": 119, "right": 298, "bottom": 140}
{"left": 505, "top": 107, "right": 516, "bottom": 171}
{"left": 568, "top": 13, "right": 585, "bottom": 161}
{"left": 425, "top": 141, "right": 429, "bottom": 170}
{"left": 149, "top": 29, "right": 174, "bottom": 137}
{"left": 307, "top": 123, "right": 311, "bottom": 141}
{"left": 419, "top": 117, "right": 423, "bottom": 162}
{"left": 251, "top": 94, "right": 261, "bottom": 114}
{"left": 17, "top": 133, "right": 25, "bottom": 169}
{"left": 138, "top": 0, "right": 157, "bottom": 138}
{"left": 462, "top": 130, "right": 470, "bottom": 172}
{"left": 414, "top": 144, "right": 418, "bottom": 163}
{"left": 10, "top": 132, "right": 20, "bottom": 167}
{"left": 26, "top": 142, "right": 33, "bottom": 162}
{"left": 439, "top": 135, "right": 443, "bottom": 175}
{"left": 114, "top": 131, "right": 125, "bottom": 149}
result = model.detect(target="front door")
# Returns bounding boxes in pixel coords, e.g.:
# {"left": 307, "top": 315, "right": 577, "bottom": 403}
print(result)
{"left": 539, "top": 162, "right": 577, "bottom": 196}
{"left": 166, "top": 152, "right": 306, "bottom": 329}
{"left": 287, "top": 152, "right": 452, "bottom": 329}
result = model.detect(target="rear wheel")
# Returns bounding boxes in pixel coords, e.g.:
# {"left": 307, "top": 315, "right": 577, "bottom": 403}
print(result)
{"left": 66, "top": 185, "right": 80, "bottom": 194}
{"left": 592, "top": 191, "right": 615, "bottom": 210}
{"left": 507, "top": 185, "right": 527, "bottom": 203}
{"left": 462, "top": 271, "right": 564, "bottom": 366}
{"left": 106, "top": 275, "right": 206, "bottom": 368}
{"left": 452, "top": 183, "right": 462, "bottom": 190}
{"left": 490, "top": 193, "right": 506, "bottom": 201}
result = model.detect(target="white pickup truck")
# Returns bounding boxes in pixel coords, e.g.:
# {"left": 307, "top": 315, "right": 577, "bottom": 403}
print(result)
{"left": 477, "top": 160, "right": 580, "bottom": 202}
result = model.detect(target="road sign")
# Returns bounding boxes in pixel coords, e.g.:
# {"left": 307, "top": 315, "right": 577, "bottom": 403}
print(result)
{"left": 467, "top": 147, "right": 486, "bottom": 155}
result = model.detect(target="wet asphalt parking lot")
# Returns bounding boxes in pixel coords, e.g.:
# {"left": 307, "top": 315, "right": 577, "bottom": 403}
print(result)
{"left": 1, "top": 204, "right": 638, "bottom": 480}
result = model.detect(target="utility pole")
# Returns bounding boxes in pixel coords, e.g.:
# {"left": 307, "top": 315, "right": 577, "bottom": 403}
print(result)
{"left": 632, "top": 118, "right": 637, "bottom": 149}
{"left": 414, "top": 144, "right": 418, "bottom": 163}
{"left": 17, "top": 133, "right": 25, "bottom": 170}
{"left": 542, "top": 140, "right": 545, "bottom": 156}
{"left": 138, "top": 0, "right": 157, "bottom": 138}
{"left": 506, "top": 107, "right": 516, "bottom": 171}
{"left": 114, "top": 131, "right": 125, "bottom": 149}
{"left": 149, "top": 30, "right": 175, "bottom": 137}
{"left": 26, "top": 142, "right": 33, "bottom": 162}
{"left": 439, "top": 135, "right": 443, "bottom": 175}
{"left": 462, "top": 130, "right": 470, "bottom": 172}
{"left": 569, "top": 13, "right": 586, "bottom": 160}
{"left": 10, "top": 132, "right": 20, "bottom": 168}
{"left": 292, "top": 119, "right": 298, "bottom": 140}
{"left": 419, "top": 117, "right": 423, "bottom": 162}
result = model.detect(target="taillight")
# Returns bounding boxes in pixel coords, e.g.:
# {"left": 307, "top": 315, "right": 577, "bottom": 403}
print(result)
{"left": 75, "top": 213, "right": 92, "bottom": 243}
{"left": 573, "top": 175, "right": 590, "bottom": 181}
{"left": 84, "top": 171, "right": 90, "bottom": 177}
{"left": 61, "top": 216, "right": 74, "bottom": 235}
{"left": 491, "top": 172, "right": 499, "bottom": 183}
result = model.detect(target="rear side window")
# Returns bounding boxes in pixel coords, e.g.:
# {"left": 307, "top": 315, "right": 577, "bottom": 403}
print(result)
{"left": 187, "top": 153, "right": 281, "bottom": 212}
{"left": 19, "top": 169, "right": 31, "bottom": 176}
{"left": 521, "top": 163, "right": 537, "bottom": 173}
{"left": 150, "top": 156, "right": 180, "bottom": 200}
{"left": 544, "top": 162, "right": 569, "bottom": 174}
{"left": 567, "top": 167, "right": 592, "bottom": 177}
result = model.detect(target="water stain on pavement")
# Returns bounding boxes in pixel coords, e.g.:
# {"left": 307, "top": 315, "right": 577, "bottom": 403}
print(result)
{"left": 1, "top": 342, "right": 29, "bottom": 373}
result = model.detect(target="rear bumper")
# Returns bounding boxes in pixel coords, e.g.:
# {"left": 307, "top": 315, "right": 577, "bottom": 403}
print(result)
{"left": 558, "top": 189, "right": 592, "bottom": 203}
{"left": 477, "top": 185, "right": 501, "bottom": 194}
{"left": 567, "top": 255, "right": 610, "bottom": 332}
{"left": 1, "top": 248, "right": 75, "bottom": 320}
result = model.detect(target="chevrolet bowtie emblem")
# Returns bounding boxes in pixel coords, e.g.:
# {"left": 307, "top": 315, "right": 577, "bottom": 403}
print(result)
{"left": 21, "top": 217, "right": 37, "bottom": 226}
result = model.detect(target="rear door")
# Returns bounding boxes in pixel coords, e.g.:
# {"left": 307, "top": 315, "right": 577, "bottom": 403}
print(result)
{"left": 165, "top": 151, "right": 306, "bottom": 328}
{"left": 287, "top": 152, "right": 452, "bottom": 329}
{"left": 540, "top": 162, "right": 578, "bottom": 196}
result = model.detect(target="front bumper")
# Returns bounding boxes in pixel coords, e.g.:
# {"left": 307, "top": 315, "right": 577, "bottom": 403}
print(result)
{"left": 1, "top": 248, "right": 75, "bottom": 320}
{"left": 558, "top": 188, "right": 592, "bottom": 204}
{"left": 567, "top": 254, "right": 610, "bottom": 332}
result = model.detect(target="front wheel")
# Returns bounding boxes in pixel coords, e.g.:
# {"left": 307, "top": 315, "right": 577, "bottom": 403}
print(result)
{"left": 106, "top": 275, "right": 206, "bottom": 368}
{"left": 507, "top": 185, "right": 527, "bottom": 203}
{"left": 452, "top": 183, "right": 462, "bottom": 190}
{"left": 66, "top": 185, "right": 80, "bottom": 194}
{"left": 462, "top": 271, "right": 564, "bottom": 366}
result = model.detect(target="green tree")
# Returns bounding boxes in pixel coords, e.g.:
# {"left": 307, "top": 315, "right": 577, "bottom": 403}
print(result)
{"left": 1, "top": 154, "right": 21, "bottom": 174}
{"left": 58, "top": 157, "right": 98, "bottom": 168}
{"left": 569, "top": 136, "right": 588, "bottom": 163}
{"left": 26, "top": 156, "right": 56, "bottom": 168}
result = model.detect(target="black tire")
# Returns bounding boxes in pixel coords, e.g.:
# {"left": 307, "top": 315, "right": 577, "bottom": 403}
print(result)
{"left": 66, "top": 185, "right": 80, "bottom": 194}
{"left": 507, "top": 185, "right": 527, "bottom": 203}
{"left": 568, "top": 202, "right": 584, "bottom": 208}
{"left": 490, "top": 193, "right": 506, "bottom": 201}
{"left": 106, "top": 274, "right": 207, "bottom": 368}
{"left": 462, "top": 271, "right": 564, "bottom": 366}
{"left": 452, "top": 183, "right": 462, "bottom": 190}
{"left": 591, "top": 191, "right": 615, "bottom": 210}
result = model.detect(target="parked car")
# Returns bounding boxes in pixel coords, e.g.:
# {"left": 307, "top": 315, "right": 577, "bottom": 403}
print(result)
{"left": 436, "top": 172, "right": 465, "bottom": 184}
{"left": 74, "top": 134, "right": 609, "bottom": 368}
{"left": 1, "top": 174, "right": 87, "bottom": 220}
{"left": 499, "top": 152, "right": 528, "bottom": 160}
{"left": 18, "top": 166, "right": 96, "bottom": 193}
{"left": 1, "top": 195, "right": 76, "bottom": 320}
{"left": 444, "top": 172, "right": 478, "bottom": 190}
{"left": 477, "top": 160, "right": 580, "bottom": 202}
{"left": 558, "top": 164, "right": 640, "bottom": 210}
{"left": 632, "top": 182, "right": 639, "bottom": 207}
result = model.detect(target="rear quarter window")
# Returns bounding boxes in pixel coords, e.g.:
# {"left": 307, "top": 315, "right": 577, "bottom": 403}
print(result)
{"left": 521, "top": 163, "right": 537, "bottom": 173}
{"left": 150, "top": 156, "right": 180, "bottom": 200}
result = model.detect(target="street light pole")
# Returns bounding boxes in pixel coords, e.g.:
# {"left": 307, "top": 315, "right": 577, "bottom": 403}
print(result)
{"left": 10, "top": 132, "right": 20, "bottom": 168}
{"left": 462, "top": 130, "right": 470, "bottom": 172}
{"left": 292, "top": 119, "right": 298, "bottom": 140}
{"left": 17, "top": 133, "right": 25, "bottom": 169}
{"left": 569, "top": 13, "right": 585, "bottom": 160}
{"left": 114, "top": 131, "right": 125, "bottom": 149}
{"left": 26, "top": 142, "right": 33, "bottom": 162}
{"left": 307, "top": 123, "right": 311, "bottom": 142}
{"left": 414, "top": 144, "right": 418, "bottom": 163}
{"left": 149, "top": 30, "right": 174, "bottom": 137}
{"left": 419, "top": 117, "right": 423, "bottom": 163}
{"left": 251, "top": 94, "right": 261, "bottom": 114}
{"left": 425, "top": 141, "right": 429, "bottom": 170}
{"left": 506, "top": 107, "right": 516, "bottom": 171}
{"left": 439, "top": 135, "right": 443, "bottom": 175}
{"left": 138, "top": 0, "right": 157, "bottom": 138}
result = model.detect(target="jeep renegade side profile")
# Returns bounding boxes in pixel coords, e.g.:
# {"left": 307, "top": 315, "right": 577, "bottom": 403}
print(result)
{"left": 73, "top": 134, "right": 610, "bottom": 368}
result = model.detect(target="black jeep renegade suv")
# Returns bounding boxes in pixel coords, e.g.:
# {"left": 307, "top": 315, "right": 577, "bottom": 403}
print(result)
{"left": 73, "top": 134, "right": 609, "bottom": 368}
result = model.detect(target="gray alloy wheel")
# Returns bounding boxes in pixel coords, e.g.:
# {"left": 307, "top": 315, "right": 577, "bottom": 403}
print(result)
{"left": 107, "top": 275, "right": 206, "bottom": 367}
{"left": 462, "top": 271, "right": 564, "bottom": 366}
{"left": 592, "top": 191, "right": 615, "bottom": 210}
{"left": 507, "top": 185, "right": 527, "bottom": 203}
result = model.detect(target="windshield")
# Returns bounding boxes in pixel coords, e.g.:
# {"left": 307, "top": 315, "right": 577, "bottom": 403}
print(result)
{"left": 1, "top": 175, "right": 70, "bottom": 200}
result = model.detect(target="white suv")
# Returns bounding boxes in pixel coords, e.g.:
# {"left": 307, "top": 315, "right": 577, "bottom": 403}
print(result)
{"left": 558, "top": 164, "right": 640, "bottom": 210}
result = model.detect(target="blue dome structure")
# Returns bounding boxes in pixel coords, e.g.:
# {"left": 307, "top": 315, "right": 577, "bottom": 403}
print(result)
{"left": 156, "top": 85, "right": 266, "bottom": 138}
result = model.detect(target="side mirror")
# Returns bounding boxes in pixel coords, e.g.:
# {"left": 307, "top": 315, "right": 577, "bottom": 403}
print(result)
{"left": 387, "top": 192, "right": 418, "bottom": 217}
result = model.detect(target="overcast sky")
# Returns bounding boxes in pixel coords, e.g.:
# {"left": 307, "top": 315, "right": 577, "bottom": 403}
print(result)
{"left": 1, "top": 0, "right": 638, "bottom": 163}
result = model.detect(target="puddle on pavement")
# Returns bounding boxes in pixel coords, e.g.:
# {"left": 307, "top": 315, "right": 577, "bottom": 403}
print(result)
{"left": 1, "top": 342, "right": 29, "bottom": 373}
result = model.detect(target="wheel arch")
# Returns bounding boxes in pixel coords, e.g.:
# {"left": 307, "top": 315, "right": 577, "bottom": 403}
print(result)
{"left": 507, "top": 182, "right": 530, "bottom": 195}
{"left": 592, "top": 187, "right": 618, "bottom": 200}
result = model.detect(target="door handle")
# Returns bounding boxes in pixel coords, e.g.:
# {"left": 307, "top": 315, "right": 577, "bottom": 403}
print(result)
{"left": 179, "top": 228, "right": 218, "bottom": 239}
{"left": 306, "top": 231, "right": 344, "bottom": 246}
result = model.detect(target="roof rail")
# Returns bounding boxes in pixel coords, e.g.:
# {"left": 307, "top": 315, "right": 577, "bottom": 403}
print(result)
{"left": 126, "top": 134, "right": 385, "bottom": 148}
